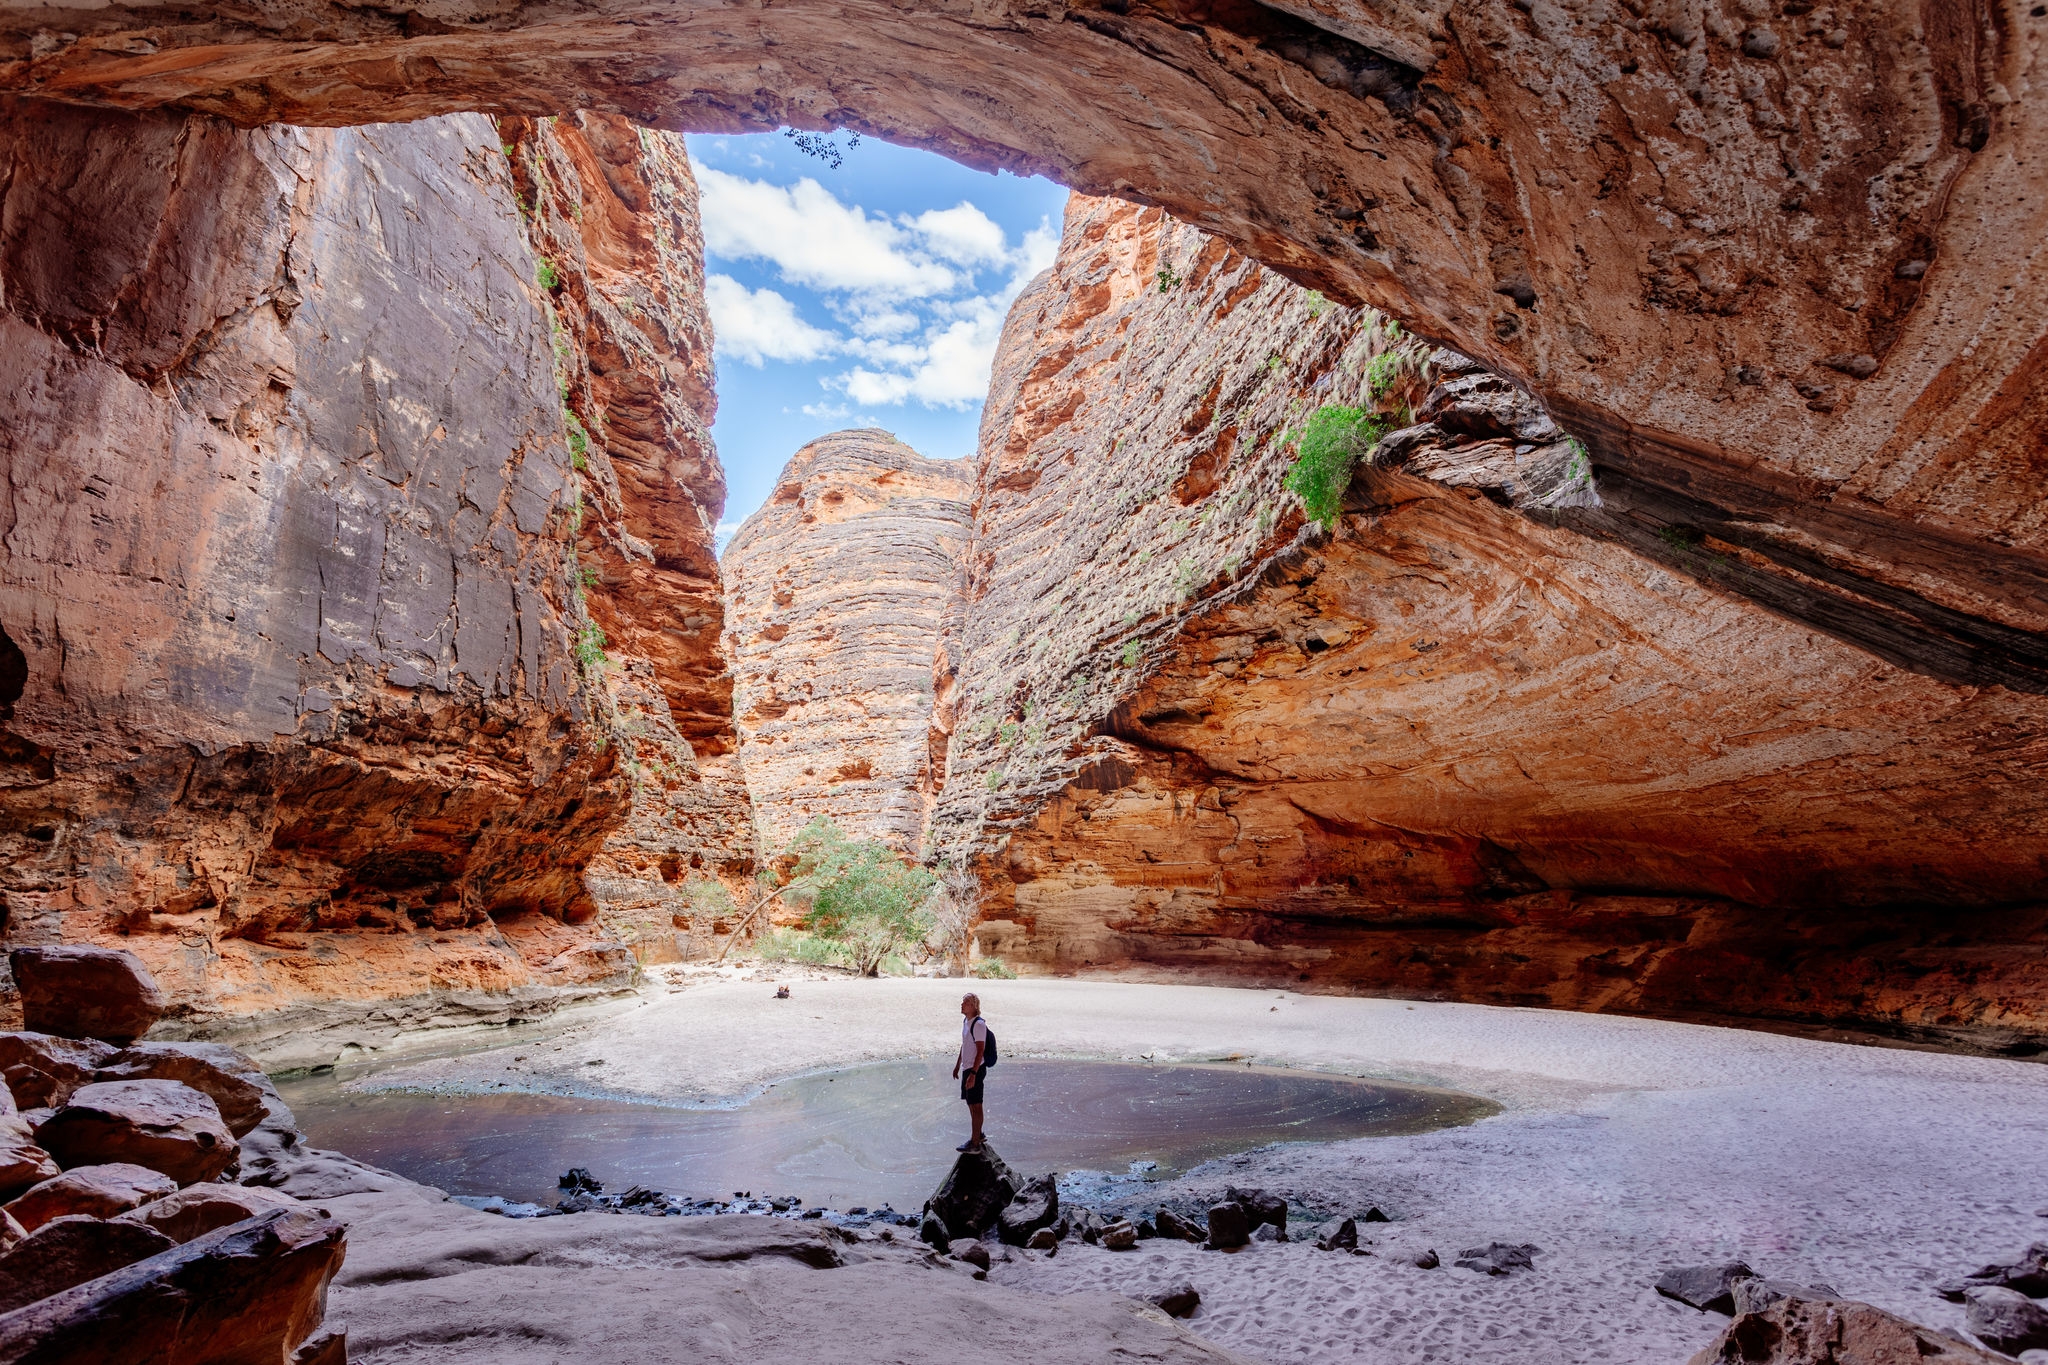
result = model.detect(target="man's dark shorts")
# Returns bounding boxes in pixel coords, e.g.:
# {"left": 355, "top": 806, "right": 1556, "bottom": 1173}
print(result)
{"left": 961, "top": 1066, "right": 986, "bottom": 1105}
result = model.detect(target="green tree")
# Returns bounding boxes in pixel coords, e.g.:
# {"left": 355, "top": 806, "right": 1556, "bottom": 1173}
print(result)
{"left": 783, "top": 817, "right": 936, "bottom": 976}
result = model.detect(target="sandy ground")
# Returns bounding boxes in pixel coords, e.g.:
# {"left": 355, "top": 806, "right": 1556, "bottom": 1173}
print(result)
{"left": 349, "top": 971, "right": 2048, "bottom": 1364}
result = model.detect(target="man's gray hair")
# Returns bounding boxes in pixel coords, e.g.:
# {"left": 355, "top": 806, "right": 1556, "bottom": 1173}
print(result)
{"left": 962, "top": 992, "right": 981, "bottom": 1004}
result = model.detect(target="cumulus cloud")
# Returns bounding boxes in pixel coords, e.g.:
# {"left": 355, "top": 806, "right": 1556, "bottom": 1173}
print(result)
{"left": 698, "top": 163, "right": 1068, "bottom": 412}
{"left": 696, "top": 165, "right": 958, "bottom": 299}
{"left": 705, "top": 275, "right": 839, "bottom": 367}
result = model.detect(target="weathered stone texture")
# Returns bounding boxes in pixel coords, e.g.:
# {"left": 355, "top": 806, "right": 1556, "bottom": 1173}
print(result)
{"left": 726, "top": 431, "right": 974, "bottom": 855}
{"left": 940, "top": 196, "right": 2048, "bottom": 1051}
{"left": 0, "top": 102, "right": 650, "bottom": 1054}
{"left": 0, "top": 0, "right": 2040, "bottom": 702}
{"left": 496, "top": 113, "right": 755, "bottom": 964}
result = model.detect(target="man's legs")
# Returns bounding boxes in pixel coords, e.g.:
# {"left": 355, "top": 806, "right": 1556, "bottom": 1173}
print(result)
{"left": 968, "top": 1099, "right": 984, "bottom": 1149}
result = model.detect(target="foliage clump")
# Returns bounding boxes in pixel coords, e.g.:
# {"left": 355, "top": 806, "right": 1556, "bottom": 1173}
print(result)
{"left": 972, "top": 957, "right": 1018, "bottom": 980}
{"left": 573, "top": 620, "right": 608, "bottom": 674}
{"left": 783, "top": 817, "right": 936, "bottom": 977}
{"left": 536, "top": 256, "right": 561, "bottom": 290}
{"left": 1282, "top": 405, "right": 1390, "bottom": 531}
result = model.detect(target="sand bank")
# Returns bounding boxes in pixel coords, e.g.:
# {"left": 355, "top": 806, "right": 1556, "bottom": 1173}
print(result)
{"left": 347, "top": 973, "right": 2048, "bottom": 1363}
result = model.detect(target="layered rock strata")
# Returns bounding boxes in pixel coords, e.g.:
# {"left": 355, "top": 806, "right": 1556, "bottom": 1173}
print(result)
{"left": 0, "top": 101, "right": 744, "bottom": 1048}
{"left": 2, "top": 0, "right": 2042, "bottom": 705}
{"left": 725, "top": 432, "right": 975, "bottom": 855}
{"left": 497, "top": 113, "right": 756, "bottom": 964}
{"left": 936, "top": 196, "right": 2048, "bottom": 1052}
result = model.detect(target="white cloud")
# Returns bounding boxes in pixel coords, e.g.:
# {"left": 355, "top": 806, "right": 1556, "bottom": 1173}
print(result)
{"left": 696, "top": 165, "right": 959, "bottom": 299}
{"left": 705, "top": 275, "right": 840, "bottom": 367}
{"left": 1017, "top": 220, "right": 1060, "bottom": 277}
{"left": 909, "top": 203, "right": 1011, "bottom": 267}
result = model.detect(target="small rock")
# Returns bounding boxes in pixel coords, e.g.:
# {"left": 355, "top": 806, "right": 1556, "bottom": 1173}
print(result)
{"left": 1732, "top": 1277, "right": 1840, "bottom": 1316}
{"left": 1941, "top": 1244, "right": 2048, "bottom": 1299}
{"left": 114, "top": 1182, "right": 299, "bottom": 1244}
{"left": 1687, "top": 1296, "right": 2005, "bottom": 1365}
{"left": 1155, "top": 1207, "right": 1203, "bottom": 1242}
{"left": 4, "top": 1162, "right": 178, "bottom": 1232}
{"left": 1103, "top": 1220, "right": 1139, "bottom": 1251}
{"left": 1822, "top": 353, "right": 1879, "bottom": 379}
{"left": 0, "top": 1214, "right": 177, "bottom": 1313}
{"left": 1206, "top": 1202, "right": 1250, "bottom": 1251}
{"left": 1968, "top": 1286, "right": 2048, "bottom": 1354}
{"left": 997, "top": 1174, "right": 1059, "bottom": 1246}
{"left": 1025, "top": 1227, "right": 1059, "bottom": 1251}
{"left": 948, "top": 1238, "right": 991, "bottom": 1270}
{"left": 1313, "top": 1217, "right": 1358, "bottom": 1251}
{"left": 95, "top": 1044, "right": 271, "bottom": 1139}
{"left": 927, "top": 1144, "right": 1021, "bottom": 1242}
{"left": 1150, "top": 1282, "right": 1200, "bottom": 1318}
{"left": 558, "top": 1167, "right": 602, "bottom": 1193}
{"left": 1412, "top": 1249, "right": 1440, "bottom": 1269}
{"left": 0, "top": 1118, "right": 61, "bottom": 1202}
{"left": 1657, "top": 1262, "right": 1758, "bottom": 1314}
{"left": 37, "top": 1080, "right": 237, "bottom": 1186}
{"left": 1361, "top": 1207, "right": 1391, "bottom": 1224}
{"left": 1251, "top": 1222, "right": 1286, "bottom": 1243}
{"left": 1070, "top": 1207, "right": 1109, "bottom": 1244}
{"left": 1226, "top": 1185, "right": 1287, "bottom": 1234}
{"left": 1135, "top": 1218, "right": 1157, "bottom": 1239}
{"left": 1457, "top": 1242, "right": 1540, "bottom": 1276}
{"left": 920, "top": 1210, "right": 952, "bottom": 1250}
{"left": 1740, "top": 27, "right": 1780, "bottom": 56}
{"left": 1896, "top": 259, "right": 1930, "bottom": 280}
{"left": 10, "top": 950, "right": 168, "bottom": 1047}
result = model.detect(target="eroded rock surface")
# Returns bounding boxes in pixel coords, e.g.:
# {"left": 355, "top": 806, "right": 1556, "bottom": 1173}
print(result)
{"left": 0, "top": 0, "right": 2040, "bottom": 703}
{"left": 936, "top": 196, "right": 2048, "bottom": 1050}
{"left": 725, "top": 431, "right": 974, "bottom": 854}
{"left": 0, "top": 101, "right": 749, "bottom": 1054}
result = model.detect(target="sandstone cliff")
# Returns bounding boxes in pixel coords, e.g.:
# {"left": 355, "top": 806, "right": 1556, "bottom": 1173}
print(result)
{"left": 936, "top": 196, "right": 2048, "bottom": 1053}
{"left": 725, "top": 431, "right": 974, "bottom": 856}
{"left": 498, "top": 113, "right": 757, "bottom": 964}
{"left": 0, "top": 102, "right": 744, "bottom": 1052}
{"left": 3, "top": 0, "right": 2041, "bottom": 724}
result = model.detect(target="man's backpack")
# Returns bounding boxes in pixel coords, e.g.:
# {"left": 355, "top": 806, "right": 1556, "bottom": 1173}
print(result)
{"left": 975, "top": 1018, "right": 998, "bottom": 1068}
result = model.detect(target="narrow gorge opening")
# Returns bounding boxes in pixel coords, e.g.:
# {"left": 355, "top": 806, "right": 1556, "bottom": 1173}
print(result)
{"left": 0, "top": 0, "right": 2044, "bottom": 1356}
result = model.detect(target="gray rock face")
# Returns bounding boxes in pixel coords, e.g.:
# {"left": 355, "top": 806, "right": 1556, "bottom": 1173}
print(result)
{"left": 925, "top": 1145, "right": 1020, "bottom": 1242}
{"left": 1967, "top": 1286, "right": 2048, "bottom": 1354}
{"left": 1657, "top": 1261, "right": 1760, "bottom": 1314}
{"left": 9, "top": 949, "right": 165, "bottom": 1046}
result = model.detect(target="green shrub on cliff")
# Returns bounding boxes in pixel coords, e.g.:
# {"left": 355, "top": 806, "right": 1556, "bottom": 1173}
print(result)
{"left": 783, "top": 817, "right": 936, "bottom": 977}
{"left": 1283, "top": 405, "right": 1389, "bottom": 531}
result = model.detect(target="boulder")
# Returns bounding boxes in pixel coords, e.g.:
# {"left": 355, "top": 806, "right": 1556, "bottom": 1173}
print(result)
{"left": 1226, "top": 1185, "right": 1287, "bottom": 1234}
{"left": 36, "top": 1080, "right": 237, "bottom": 1185}
{"left": 1966, "top": 1286, "right": 2048, "bottom": 1355}
{"left": 95, "top": 1045, "right": 271, "bottom": 1139}
{"left": 1942, "top": 1243, "right": 2048, "bottom": 1300}
{"left": 918, "top": 1210, "right": 952, "bottom": 1250}
{"left": 0, "top": 1207, "right": 346, "bottom": 1364}
{"left": 1731, "top": 1278, "right": 1841, "bottom": 1316}
{"left": 1102, "top": 1220, "right": 1139, "bottom": 1251}
{"left": 947, "top": 1238, "right": 991, "bottom": 1271}
{"left": 1250, "top": 1222, "right": 1285, "bottom": 1243}
{"left": 114, "top": 1183, "right": 301, "bottom": 1244}
{"left": 3, "top": 1163, "right": 178, "bottom": 1233}
{"left": 1456, "top": 1242, "right": 1540, "bottom": 1275}
{"left": 1024, "top": 1227, "right": 1059, "bottom": 1251}
{"left": 1313, "top": 1217, "right": 1358, "bottom": 1251}
{"left": 1688, "top": 1296, "right": 2007, "bottom": 1365}
{"left": 1657, "top": 1261, "right": 1760, "bottom": 1314}
{"left": 1154, "top": 1207, "right": 1203, "bottom": 1242}
{"left": 0, "top": 1118, "right": 61, "bottom": 1201}
{"left": 1150, "top": 1283, "right": 1200, "bottom": 1318}
{"left": 0, "top": 1215, "right": 177, "bottom": 1313}
{"left": 1205, "top": 1202, "right": 1249, "bottom": 1251}
{"left": 926, "top": 1145, "right": 1021, "bottom": 1241}
{"left": 997, "top": 1174, "right": 1059, "bottom": 1246}
{"left": 10, "top": 948, "right": 166, "bottom": 1045}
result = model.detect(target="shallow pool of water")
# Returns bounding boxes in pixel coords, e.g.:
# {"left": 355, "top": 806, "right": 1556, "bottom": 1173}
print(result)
{"left": 278, "top": 1058, "right": 1494, "bottom": 1213}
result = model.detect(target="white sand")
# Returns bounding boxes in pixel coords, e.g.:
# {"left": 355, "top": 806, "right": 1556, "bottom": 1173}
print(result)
{"left": 355, "top": 972, "right": 2048, "bottom": 1364}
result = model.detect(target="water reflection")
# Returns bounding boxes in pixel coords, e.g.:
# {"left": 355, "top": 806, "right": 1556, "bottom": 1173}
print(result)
{"left": 278, "top": 1058, "right": 1495, "bottom": 1212}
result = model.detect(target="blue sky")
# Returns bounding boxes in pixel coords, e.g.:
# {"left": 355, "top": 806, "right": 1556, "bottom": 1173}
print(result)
{"left": 685, "top": 131, "right": 1070, "bottom": 546}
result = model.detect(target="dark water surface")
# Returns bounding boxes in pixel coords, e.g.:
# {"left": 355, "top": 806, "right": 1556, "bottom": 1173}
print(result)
{"left": 278, "top": 1058, "right": 1494, "bottom": 1213}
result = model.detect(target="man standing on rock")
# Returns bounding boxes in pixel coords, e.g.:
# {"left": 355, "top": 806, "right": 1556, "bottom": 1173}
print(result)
{"left": 953, "top": 992, "right": 990, "bottom": 1153}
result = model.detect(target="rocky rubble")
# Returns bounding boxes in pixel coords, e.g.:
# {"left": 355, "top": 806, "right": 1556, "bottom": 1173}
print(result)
{"left": 0, "top": 949, "right": 345, "bottom": 1361}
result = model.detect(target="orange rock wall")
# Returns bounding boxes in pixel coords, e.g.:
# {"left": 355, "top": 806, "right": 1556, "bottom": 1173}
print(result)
{"left": 1, "top": 0, "right": 2042, "bottom": 710}
{"left": 944, "top": 197, "right": 2048, "bottom": 1053}
{"left": 0, "top": 102, "right": 743, "bottom": 1052}
{"left": 725, "top": 431, "right": 975, "bottom": 856}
